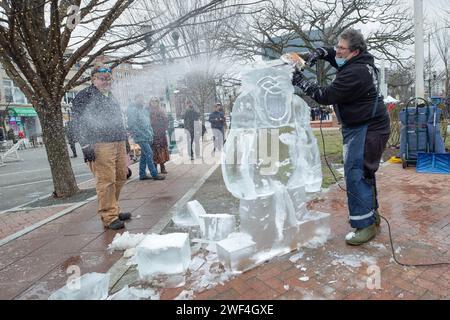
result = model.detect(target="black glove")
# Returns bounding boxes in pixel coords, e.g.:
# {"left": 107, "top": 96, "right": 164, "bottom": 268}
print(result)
{"left": 300, "top": 47, "right": 327, "bottom": 67}
{"left": 292, "top": 68, "right": 307, "bottom": 88}
{"left": 292, "top": 68, "right": 317, "bottom": 96}
{"left": 82, "top": 144, "right": 95, "bottom": 162}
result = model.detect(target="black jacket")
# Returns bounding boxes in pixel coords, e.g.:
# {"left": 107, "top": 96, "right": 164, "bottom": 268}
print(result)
{"left": 66, "top": 120, "right": 77, "bottom": 143}
{"left": 208, "top": 111, "right": 225, "bottom": 129}
{"left": 71, "top": 85, "right": 127, "bottom": 146}
{"left": 307, "top": 47, "right": 389, "bottom": 132}
{"left": 183, "top": 108, "right": 200, "bottom": 132}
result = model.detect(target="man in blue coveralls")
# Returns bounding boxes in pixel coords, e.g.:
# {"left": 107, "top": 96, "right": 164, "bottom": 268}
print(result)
{"left": 285, "top": 29, "right": 390, "bottom": 245}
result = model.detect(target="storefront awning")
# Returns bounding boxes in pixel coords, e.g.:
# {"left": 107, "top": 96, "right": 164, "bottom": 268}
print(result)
{"left": 8, "top": 107, "right": 38, "bottom": 117}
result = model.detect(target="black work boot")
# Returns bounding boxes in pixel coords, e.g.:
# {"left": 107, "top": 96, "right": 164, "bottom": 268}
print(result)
{"left": 118, "top": 212, "right": 131, "bottom": 221}
{"left": 107, "top": 219, "right": 125, "bottom": 230}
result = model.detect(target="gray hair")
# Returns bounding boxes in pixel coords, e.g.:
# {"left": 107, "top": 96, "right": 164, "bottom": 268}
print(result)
{"left": 339, "top": 29, "right": 367, "bottom": 53}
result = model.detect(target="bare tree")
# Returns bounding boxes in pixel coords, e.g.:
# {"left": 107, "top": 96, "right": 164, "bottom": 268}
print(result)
{"left": 386, "top": 62, "right": 415, "bottom": 102}
{"left": 219, "top": 0, "right": 415, "bottom": 85}
{"left": 433, "top": 25, "right": 450, "bottom": 100}
{"left": 130, "top": 0, "right": 258, "bottom": 127}
{"left": 0, "top": 0, "right": 227, "bottom": 197}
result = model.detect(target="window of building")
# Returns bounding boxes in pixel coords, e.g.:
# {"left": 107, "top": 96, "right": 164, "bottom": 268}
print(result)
{"left": 3, "top": 79, "right": 28, "bottom": 104}
{"left": 63, "top": 91, "right": 78, "bottom": 105}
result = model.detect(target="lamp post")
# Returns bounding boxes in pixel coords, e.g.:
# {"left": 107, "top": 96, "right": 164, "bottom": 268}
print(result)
{"left": 159, "top": 30, "right": 180, "bottom": 113}
{"left": 159, "top": 31, "right": 180, "bottom": 154}
{"left": 414, "top": 0, "right": 425, "bottom": 98}
{"left": 141, "top": 25, "right": 153, "bottom": 51}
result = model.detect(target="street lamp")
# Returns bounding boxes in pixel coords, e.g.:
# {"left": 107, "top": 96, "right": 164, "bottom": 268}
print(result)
{"left": 159, "top": 30, "right": 180, "bottom": 65}
{"left": 159, "top": 31, "right": 181, "bottom": 110}
{"left": 141, "top": 25, "right": 153, "bottom": 51}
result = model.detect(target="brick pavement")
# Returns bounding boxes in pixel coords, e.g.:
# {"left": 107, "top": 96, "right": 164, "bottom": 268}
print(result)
{"left": 160, "top": 164, "right": 450, "bottom": 300}
{"left": 0, "top": 205, "right": 71, "bottom": 240}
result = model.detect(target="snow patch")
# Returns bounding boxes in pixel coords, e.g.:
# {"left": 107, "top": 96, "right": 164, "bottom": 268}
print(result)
{"left": 289, "top": 251, "right": 304, "bottom": 263}
{"left": 298, "top": 276, "right": 309, "bottom": 282}
{"left": 331, "top": 253, "right": 377, "bottom": 268}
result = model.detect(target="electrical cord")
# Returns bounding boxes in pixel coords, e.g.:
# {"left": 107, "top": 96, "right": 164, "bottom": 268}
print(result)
{"left": 318, "top": 116, "right": 450, "bottom": 267}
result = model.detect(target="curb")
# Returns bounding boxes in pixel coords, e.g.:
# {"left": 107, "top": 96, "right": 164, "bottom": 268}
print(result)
{"left": 0, "top": 162, "right": 140, "bottom": 247}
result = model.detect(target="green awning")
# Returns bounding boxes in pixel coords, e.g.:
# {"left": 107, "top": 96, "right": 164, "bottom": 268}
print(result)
{"left": 8, "top": 107, "right": 38, "bottom": 117}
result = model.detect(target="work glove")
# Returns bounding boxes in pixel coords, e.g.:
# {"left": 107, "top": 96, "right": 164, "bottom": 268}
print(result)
{"left": 291, "top": 67, "right": 317, "bottom": 97}
{"left": 292, "top": 68, "right": 308, "bottom": 90}
{"left": 82, "top": 144, "right": 95, "bottom": 162}
{"left": 300, "top": 47, "right": 327, "bottom": 67}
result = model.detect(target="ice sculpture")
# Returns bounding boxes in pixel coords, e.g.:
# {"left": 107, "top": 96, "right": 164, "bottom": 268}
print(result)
{"left": 219, "top": 62, "right": 330, "bottom": 271}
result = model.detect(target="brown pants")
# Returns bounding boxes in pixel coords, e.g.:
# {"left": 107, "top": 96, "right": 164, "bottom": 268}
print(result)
{"left": 88, "top": 141, "right": 127, "bottom": 226}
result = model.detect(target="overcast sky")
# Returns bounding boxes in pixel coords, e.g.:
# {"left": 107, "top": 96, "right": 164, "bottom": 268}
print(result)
{"left": 422, "top": 0, "right": 449, "bottom": 24}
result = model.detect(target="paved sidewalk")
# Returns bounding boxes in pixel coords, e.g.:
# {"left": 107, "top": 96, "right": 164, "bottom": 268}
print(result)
{"left": 0, "top": 158, "right": 449, "bottom": 300}
{"left": 0, "top": 158, "right": 216, "bottom": 300}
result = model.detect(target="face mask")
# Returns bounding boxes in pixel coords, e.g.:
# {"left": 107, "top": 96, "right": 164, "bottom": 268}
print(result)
{"left": 335, "top": 57, "right": 347, "bottom": 67}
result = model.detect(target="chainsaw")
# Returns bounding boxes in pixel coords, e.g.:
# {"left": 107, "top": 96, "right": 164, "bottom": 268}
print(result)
{"left": 270, "top": 52, "right": 306, "bottom": 70}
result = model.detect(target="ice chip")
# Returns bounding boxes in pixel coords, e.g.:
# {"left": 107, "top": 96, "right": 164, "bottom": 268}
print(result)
{"left": 108, "top": 285, "right": 159, "bottom": 300}
{"left": 107, "top": 231, "right": 145, "bottom": 251}
{"left": 49, "top": 273, "right": 110, "bottom": 300}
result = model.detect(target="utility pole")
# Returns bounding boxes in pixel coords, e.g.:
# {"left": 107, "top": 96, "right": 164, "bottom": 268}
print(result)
{"left": 428, "top": 33, "right": 432, "bottom": 99}
{"left": 414, "top": 0, "right": 425, "bottom": 98}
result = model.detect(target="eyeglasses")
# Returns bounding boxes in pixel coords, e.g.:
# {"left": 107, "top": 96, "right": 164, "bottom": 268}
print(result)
{"left": 95, "top": 76, "right": 112, "bottom": 82}
{"left": 334, "top": 45, "right": 350, "bottom": 52}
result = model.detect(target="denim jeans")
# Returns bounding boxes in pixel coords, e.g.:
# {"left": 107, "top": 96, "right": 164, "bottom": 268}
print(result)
{"left": 342, "top": 124, "right": 376, "bottom": 229}
{"left": 138, "top": 142, "right": 157, "bottom": 178}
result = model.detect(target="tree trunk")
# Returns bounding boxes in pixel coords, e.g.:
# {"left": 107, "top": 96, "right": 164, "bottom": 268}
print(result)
{"left": 36, "top": 101, "right": 80, "bottom": 198}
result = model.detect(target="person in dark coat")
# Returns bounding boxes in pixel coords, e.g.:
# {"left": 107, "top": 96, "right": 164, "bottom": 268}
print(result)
{"left": 183, "top": 100, "right": 200, "bottom": 160}
{"left": 149, "top": 98, "right": 170, "bottom": 174}
{"left": 287, "top": 29, "right": 390, "bottom": 246}
{"left": 208, "top": 103, "right": 226, "bottom": 154}
{"left": 71, "top": 64, "right": 131, "bottom": 230}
